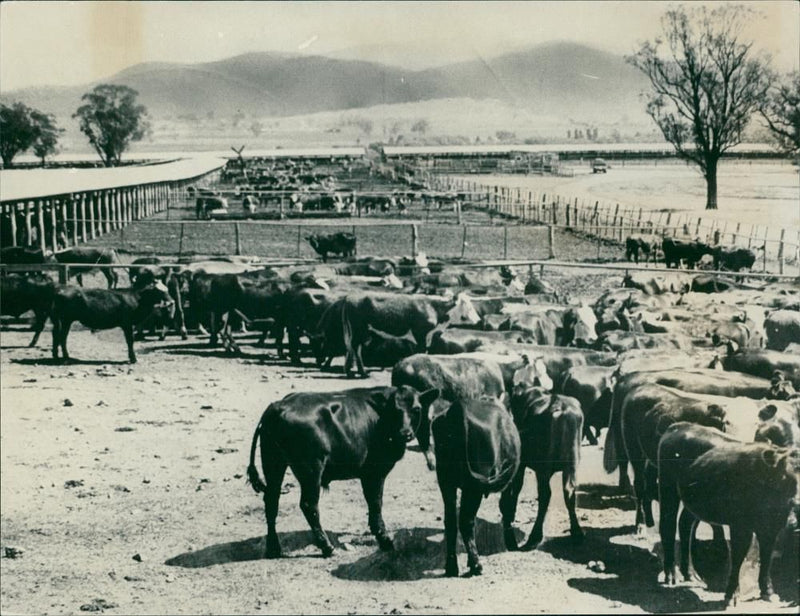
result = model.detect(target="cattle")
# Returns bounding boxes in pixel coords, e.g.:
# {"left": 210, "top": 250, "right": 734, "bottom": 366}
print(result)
{"left": 712, "top": 245, "right": 758, "bottom": 273}
{"left": 662, "top": 237, "right": 712, "bottom": 269}
{"left": 196, "top": 195, "right": 228, "bottom": 220}
{"left": 0, "top": 246, "right": 51, "bottom": 266}
{"left": 500, "top": 387, "right": 584, "bottom": 550}
{"left": 690, "top": 275, "right": 739, "bottom": 293}
{"left": 430, "top": 398, "right": 520, "bottom": 577}
{"left": 50, "top": 281, "right": 174, "bottom": 363}
{"left": 283, "top": 287, "right": 341, "bottom": 365}
{"left": 52, "top": 247, "right": 119, "bottom": 288}
{"left": 722, "top": 346, "right": 800, "bottom": 389}
{"left": 333, "top": 257, "right": 394, "bottom": 277}
{"left": 625, "top": 235, "right": 658, "bottom": 264}
{"left": 560, "top": 365, "right": 616, "bottom": 445}
{"left": 392, "top": 353, "right": 506, "bottom": 469}
{"left": 493, "top": 304, "right": 598, "bottom": 347}
{"left": 242, "top": 195, "right": 258, "bottom": 214}
{"left": 0, "top": 273, "right": 57, "bottom": 346}
{"left": 622, "top": 273, "right": 688, "bottom": 295}
{"left": 360, "top": 326, "right": 417, "bottom": 368}
{"left": 426, "top": 328, "right": 536, "bottom": 355}
{"left": 307, "top": 232, "right": 357, "bottom": 262}
{"left": 658, "top": 422, "right": 799, "bottom": 607}
{"left": 764, "top": 309, "right": 800, "bottom": 352}
{"left": 754, "top": 401, "right": 800, "bottom": 448}
{"left": 595, "top": 330, "right": 692, "bottom": 353}
{"left": 246, "top": 385, "right": 438, "bottom": 558}
{"left": 320, "top": 293, "right": 479, "bottom": 378}
{"left": 128, "top": 257, "right": 187, "bottom": 341}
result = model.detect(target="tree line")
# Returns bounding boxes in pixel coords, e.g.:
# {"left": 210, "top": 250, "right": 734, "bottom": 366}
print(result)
{"left": 0, "top": 84, "right": 149, "bottom": 169}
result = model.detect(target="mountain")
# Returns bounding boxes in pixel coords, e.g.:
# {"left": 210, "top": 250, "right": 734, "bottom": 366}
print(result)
{"left": 1, "top": 42, "right": 649, "bottom": 125}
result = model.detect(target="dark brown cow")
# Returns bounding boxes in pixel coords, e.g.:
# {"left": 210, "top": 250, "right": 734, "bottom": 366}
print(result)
{"left": 246, "top": 386, "right": 438, "bottom": 558}
{"left": 501, "top": 387, "right": 584, "bottom": 550}
{"left": 53, "top": 247, "right": 119, "bottom": 288}
{"left": 0, "top": 273, "right": 57, "bottom": 346}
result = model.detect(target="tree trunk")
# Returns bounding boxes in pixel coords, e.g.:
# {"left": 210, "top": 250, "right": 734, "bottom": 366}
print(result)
{"left": 705, "top": 159, "right": 718, "bottom": 210}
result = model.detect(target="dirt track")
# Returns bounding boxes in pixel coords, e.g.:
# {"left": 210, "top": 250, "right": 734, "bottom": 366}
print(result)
{"left": 2, "top": 317, "right": 798, "bottom": 615}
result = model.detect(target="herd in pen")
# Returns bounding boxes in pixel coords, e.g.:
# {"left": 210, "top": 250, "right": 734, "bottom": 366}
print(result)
{"left": 1, "top": 224, "right": 799, "bottom": 608}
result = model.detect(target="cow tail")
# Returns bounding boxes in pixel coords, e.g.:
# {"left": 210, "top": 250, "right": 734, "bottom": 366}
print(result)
{"left": 247, "top": 412, "right": 268, "bottom": 494}
{"left": 603, "top": 387, "right": 620, "bottom": 474}
{"left": 340, "top": 298, "right": 353, "bottom": 359}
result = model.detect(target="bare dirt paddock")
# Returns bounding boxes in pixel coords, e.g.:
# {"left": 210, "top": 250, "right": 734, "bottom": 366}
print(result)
{"left": 1, "top": 318, "right": 796, "bottom": 615}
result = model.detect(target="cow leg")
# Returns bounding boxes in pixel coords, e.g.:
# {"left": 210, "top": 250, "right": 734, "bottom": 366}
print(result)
{"left": 355, "top": 343, "right": 367, "bottom": 378}
{"left": 360, "top": 474, "right": 393, "bottom": 551}
{"left": 659, "top": 482, "right": 682, "bottom": 585}
{"left": 459, "top": 487, "right": 484, "bottom": 576}
{"left": 678, "top": 508, "right": 698, "bottom": 582}
{"left": 755, "top": 519, "right": 783, "bottom": 602}
{"left": 643, "top": 463, "right": 657, "bottom": 528}
{"left": 29, "top": 309, "right": 47, "bottom": 347}
{"left": 563, "top": 470, "right": 584, "bottom": 544}
{"left": 583, "top": 422, "right": 598, "bottom": 446}
{"left": 724, "top": 524, "right": 753, "bottom": 607}
{"left": 500, "top": 468, "right": 525, "bottom": 551}
{"left": 439, "top": 482, "right": 459, "bottom": 577}
{"left": 105, "top": 268, "right": 117, "bottom": 289}
{"left": 51, "top": 318, "right": 61, "bottom": 359}
{"left": 123, "top": 325, "right": 137, "bottom": 363}
{"left": 262, "top": 463, "right": 287, "bottom": 558}
{"left": 523, "top": 471, "right": 552, "bottom": 550}
{"left": 296, "top": 466, "right": 334, "bottom": 557}
{"left": 630, "top": 456, "right": 648, "bottom": 532}
{"left": 58, "top": 320, "right": 72, "bottom": 361}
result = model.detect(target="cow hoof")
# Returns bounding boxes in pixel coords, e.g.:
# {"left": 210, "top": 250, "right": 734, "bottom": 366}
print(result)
{"left": 760, "top": 591, "right": 775, "bottom": 603}
{"left": 444, "top": 565, "right": 459, "bottom": 578}
{"left": 503, "top": 529, "right": 519, "bottom": 551}
{"left": 377, "top": 536, "right": 395, "bottom": 551}
{"left": 129, "top": 358, "right": 138, "bottom": 364}
{"left": 320, "top": 545, "right": 335, "bottom": 558}
{"left": 467, "top": 563, "right": 483, "bottom": 577}
{"left": 265, "top": 547, "right": 282, "bottom": 559}
{"left": 571, "top": 529, "right": 585, "bottom": 545}
{"left": 521, "top": 536, "right": 542, "bottom": 551}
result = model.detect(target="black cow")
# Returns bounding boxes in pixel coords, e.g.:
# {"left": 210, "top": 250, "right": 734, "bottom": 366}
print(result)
{"left": 361, "top": 326, "right": 417, "bottom": 368}
{"left": 50, "top": 281, "right": 174, "bottom": 363}
{"left": 501, "top": 387, "right": 584, "bottom": 550}
{"left": 195, "top": 195, "right": 227, "bottom": 220}
{"left": 0, "top": 273, "right": 57, "bottom": 346}
{"left": 560, "top": 365, "right": 616, "bottom": 445}
{"left": 723, "top": 346, "right": 800, "bottom": 389}
{"left": 431, "top": 398, "right": 521, "bottom": 577}
{"left": 662, "top": 237, "right": 712, "bottom": 269}
{"left": 0, "top": 246, "right": 50, "bottom": 266}
{"left": 129, "top": 258, "right": 188, "bottom": 341}
{"left": 283, "top": 287, "right": 341, "bottom": 365}
{"left": 246, "top": 386, "right": 438, "bottom": 558}
{"left": 712, "top": 245, "right": 757, "bottom": 272}
{"left": 306, "top": 232, "right": 356, "bottom": 262}
{"left": 658, "top": 422, "right": 799, "bottom": 607}
{"left": 53, "top": 247, "right": 119, "bottom": 288}
{"left": 625, "top": 235, "right": 657, "bottom": 264}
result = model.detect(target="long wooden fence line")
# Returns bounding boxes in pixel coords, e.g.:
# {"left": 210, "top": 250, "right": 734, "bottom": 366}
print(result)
{"left": 428, "top": 175, "right": 800, "bottom": 275}
{"left": 0, "top": 159, "right": 226, "bottom": 253}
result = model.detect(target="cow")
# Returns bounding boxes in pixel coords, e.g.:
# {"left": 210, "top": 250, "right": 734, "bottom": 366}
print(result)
{"left": 658, "top": 422, "right": 799, "bottom": 607}
{"left": 690, "top": 275, "right": 739, "bottom": 293}
{"left": 242, "top": 195, "right": 258, "bottom": 214}
{"left": 595, "top": 330, "right": 692, "bottom": 353}
{"left": 0, "top": 273, "right": 57, "bottom": 346}
{"left": 50, "top": 281, "right": 174, "bottom": 363}
{"left": 496, "top": 305, "right": 597, "bottom": 347}
{"left": 306, "top": 232, "right": 357, "bottom": 262}
{"left": 0, "top": 246, "right": 51, "bottom": 266}
{"left": 662, "top": 237, "right": 712, "bottom": 269}
{"left": 392, "top": 353, "right": 507, "bottom": 470}
{"left": 712, "top": 245, "right": 758, "bottom": 273}
{"left": 283, "top": 287, "right": 341, "bottom": 366}
{"left": 560, "top": 365, "right": 616, "bottom": 445}
{"left": 321, "top": 293, "right": 479, "bottom": 378}
{"left": 430, "top": 398, "right": 521, "bottom": 577}
{"left": 722, "top": 346, "right": 800, "bottom": 389}
{"left": 500, "top": 387, "right": 584, "bottom": 550}
{"left": 52, "top": 247, "right": 119, "bottom": 288}
{"left": 246, "top": 385, "right": 438, "bottom": 558}
{"left": 625, "top": 235, "right": 658, "bottom": 264}
{"left": 360, "top": 326, "right": 417, "bottom": 368}
{"left": 764, "top": 310, "right": 800, "bottom": 352}
{"left": 195, "top": 195, "right": 228, "bottom": 220}
{"left": 128, "top": 257, "right": 188, "bottom": 341}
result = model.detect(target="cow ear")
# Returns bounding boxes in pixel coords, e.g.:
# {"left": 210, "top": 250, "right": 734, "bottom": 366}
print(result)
{"left": 761, "top": 448, "right": 781, "bottom": 468}
{"left": 419, "top": 388, "right": 440, "bottom": 407}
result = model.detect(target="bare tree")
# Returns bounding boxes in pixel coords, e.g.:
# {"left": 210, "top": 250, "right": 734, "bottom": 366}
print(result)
{"left": 627, "top": 5, "right": 772, "bottom": 209}
{"left": 760, "top": 72, "right": 800, "bottom": 157}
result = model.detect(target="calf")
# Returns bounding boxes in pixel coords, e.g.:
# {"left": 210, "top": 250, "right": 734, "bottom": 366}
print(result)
{"left": 625, "top": 235, "right": 657, "bottom": 264}
{"left": 501, "top": 387, "right": 584, "bottom": 550}
{"left": 246, "top": 386, "right": 438, "bottom": 558}
{"left": 431, "top": 398, "right": 521, "bottom": 577}
{"left": 50, "top": 281, "right": 174, "bottom": 363}
{"left": 53, "top": 247, "right": 119, "bottom": 288}
{"left": 0, "top": 273, "right": 57, "bottom": 346}
{"left": 658, "top": 422, "right": 798, "bottom": 606}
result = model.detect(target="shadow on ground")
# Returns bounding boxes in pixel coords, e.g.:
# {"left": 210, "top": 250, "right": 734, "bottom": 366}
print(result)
{"left": 10, "top": 357, "right": 130, "bottom": 366}
{"left": 576, "top": 483, "right": 636, "bottom": 512}
{"left": 332, "top": 519, "right": 524, "bottom": 582}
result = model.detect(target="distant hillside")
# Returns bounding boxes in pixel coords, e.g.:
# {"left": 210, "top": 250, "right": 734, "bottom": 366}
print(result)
{"left": 1, "top": 42, "right": 650, "bottom": 129}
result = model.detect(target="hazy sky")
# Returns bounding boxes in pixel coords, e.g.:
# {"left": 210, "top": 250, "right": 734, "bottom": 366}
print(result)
{"left": 2, "top": 1, "right": 798, "bottom": 92}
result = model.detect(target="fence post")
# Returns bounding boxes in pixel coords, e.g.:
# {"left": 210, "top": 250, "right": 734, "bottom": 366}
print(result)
{"left": 611, "top": 204, "right": 619, "bottom": 239}
{"left": 456, "top": 199, "right": 462, "bottom": 225}
{"left": 695, "top": 217, "right": 702, "bottom": 237}
{"left": 35, "top": 199, "right": 46, "bottom": 253}
{"left": 503, "top": 225, "right": 508, "bottom": 259}
{"left": 59, "top": 264, "right": 68, "bottom": 285}
{"left": 296, "top": 225, "right": 302, "bottom": 257}
{"left": 548, "top": 224, "right": 555, "bottom": 259}
{"left": 762, "top": 226, "right": 769, "bottom": 273}
{"left": 9, "top": 203, "right": 18, "bottom": 246}
{"left": 460, "top": 225, "right": 468, "bottom": 259}
{"left": 778, "top": 228, "right": 786, "bottom": 275}
{"left": 178, "top": 223, "right": 185, "bottom": 257}
{"left": 234, "top": 223, "right": 242, "bottom": 256}
{"left": 412, "top": 223, "right": 419, "bottom": 257}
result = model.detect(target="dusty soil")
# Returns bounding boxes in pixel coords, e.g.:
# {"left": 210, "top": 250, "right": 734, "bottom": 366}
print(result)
{"left": 2, "top": 309, "right": 798, "bottom": 615}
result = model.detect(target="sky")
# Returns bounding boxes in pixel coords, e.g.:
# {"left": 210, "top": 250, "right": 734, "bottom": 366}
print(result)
{"left": 1, "top": 1, "right": 798, "bottom": 92}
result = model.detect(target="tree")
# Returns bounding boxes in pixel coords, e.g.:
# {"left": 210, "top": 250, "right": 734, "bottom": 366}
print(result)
{"left": 74, "top": 84, "right": 149, "bottom": 167}
{"left": 627, "top": 5, "right": 772, "bottom": 209}
{"left": 31, "top": 111, "right": 63, "bottom": 167}
{"left": 760, "top": 72, "right": 800, "bottom": 157}
{"left": 0, "top": 102, "right": 62, "bottom": 168}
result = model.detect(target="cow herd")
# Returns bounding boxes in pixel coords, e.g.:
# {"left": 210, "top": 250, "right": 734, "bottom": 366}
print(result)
{"left": 2, "top": 242, "right": 799, "bottom": 607}
{"left": 625, "top": 233, "right": 761, "bottom": 274}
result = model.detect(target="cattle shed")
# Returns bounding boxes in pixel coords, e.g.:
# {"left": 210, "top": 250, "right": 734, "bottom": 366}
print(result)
{"left": 0, "top": 157, "right": 226, "bottom": 253}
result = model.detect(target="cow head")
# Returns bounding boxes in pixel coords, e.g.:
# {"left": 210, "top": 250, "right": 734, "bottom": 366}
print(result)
{"left": 138, "top": 280, "right": 176, "bottom": 320}
{"left": 755, "top": 403, "right": 800, "bottom": 448}
{"left": 387, "top": 386, "right": 440, "bottom": 469}
{"left": 565, "top": 303, "right": 598, "bottom": 347}
{"left": 446, "top": 292, "right": 480, "bottom": 326}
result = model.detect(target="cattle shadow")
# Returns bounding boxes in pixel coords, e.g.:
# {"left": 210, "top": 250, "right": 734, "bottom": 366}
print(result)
{"left": 576, "top": 483, "right": 636, "bottom": 512}
{"left": 10, "top": 357, "right": 131, "bottom": 366}
{"left": 331, "top": 520, "right": 524, "bottom": 582}
{"left": 164, "top": 530, "right": 345, "bottom": 568}
{"left": 540, "top": 526, "right": 723, "bottom": 613}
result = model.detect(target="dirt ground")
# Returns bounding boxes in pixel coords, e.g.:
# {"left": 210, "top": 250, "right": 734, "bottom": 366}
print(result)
{"left": 2, "top": 300, "right": 798, "bottom": 616}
